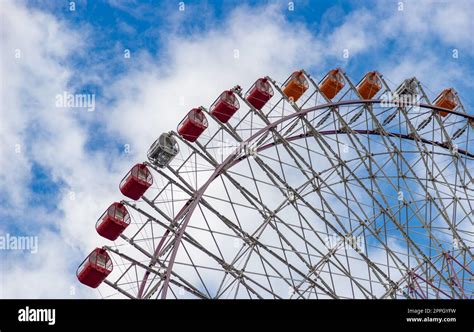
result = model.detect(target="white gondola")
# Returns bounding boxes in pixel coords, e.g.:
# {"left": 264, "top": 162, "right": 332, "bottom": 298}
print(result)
{"left": 394, "top": 77, "right": 418, "bottom": 97}
{"left": 147, "top": 132, "right": 179, "bottom": 168}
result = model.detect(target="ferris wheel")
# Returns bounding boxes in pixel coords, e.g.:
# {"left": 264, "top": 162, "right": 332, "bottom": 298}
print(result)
{"left": 77, "top": 68, "right": 473, "bottom": 299}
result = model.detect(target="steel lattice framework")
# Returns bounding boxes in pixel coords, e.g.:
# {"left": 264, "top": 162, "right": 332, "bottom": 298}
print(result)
{"left": 96, "top": 70, "right": 473, "bottom": 299}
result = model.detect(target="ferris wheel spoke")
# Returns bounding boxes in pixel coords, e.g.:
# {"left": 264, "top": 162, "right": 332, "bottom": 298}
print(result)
{"left": 252, "top": 150, "right": 401, "bottom": 296}
{"left": 302, "top": 118, "right": 454, "bottom": 292}
{"left": 362, "top": 104, "right": 470, "bottom": 296}
{"left": 337, "top": 114, "right": 464, "bottom": 297}
{"left": 397, "top": 108, "right": 473, "bottom": 257}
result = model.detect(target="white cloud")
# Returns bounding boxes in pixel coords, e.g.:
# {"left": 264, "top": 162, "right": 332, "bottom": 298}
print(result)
{"left": 379, "top": 0, "right": 474, "bottom": 51}
{"left": 0, "top": 0, "right": 124, "bottom": 298}
{"left": 1, "top": 0, "right": 472, "bottom": 298}
{"left": 103, "top": 4, "right": 324, "bottom": 156}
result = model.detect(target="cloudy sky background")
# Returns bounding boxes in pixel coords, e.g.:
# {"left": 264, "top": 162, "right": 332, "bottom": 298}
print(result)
{"left": 0, "top": 0, "right": 473, "bottom": 298}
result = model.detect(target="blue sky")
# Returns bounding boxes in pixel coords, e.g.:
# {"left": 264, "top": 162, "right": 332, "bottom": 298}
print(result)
{"left": 26, "top": 0, "right": 474, "bottom": 156}
{"left": 28, "top": 0, "right": 474, "bottom": 91}
{"left": 1, "top": 0, "right": 473, "bottom": 298}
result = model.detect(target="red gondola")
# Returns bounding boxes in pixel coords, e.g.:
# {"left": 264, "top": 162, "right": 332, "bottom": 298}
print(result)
{"left": 119, "top": 163, "right": 153, "bottom": 200}
{"left": 246, "top": 78, "right": 274, "bottom": 110}
{"left": 177, "top": 107, "right": 208, "bottom": 142}
{"left": 210, "top": 90, "right": 240, "bottom": 123}
{"left": 77, "top": 248, "right": 113, "bottom": 288}
{"left": 96, "top": 202, "right": 131, "bottom": 241}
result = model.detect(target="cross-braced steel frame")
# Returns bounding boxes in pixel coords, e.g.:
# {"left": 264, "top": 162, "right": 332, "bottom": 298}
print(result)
{"left": 98, "top": 70, "right": 473, "bottom": 299}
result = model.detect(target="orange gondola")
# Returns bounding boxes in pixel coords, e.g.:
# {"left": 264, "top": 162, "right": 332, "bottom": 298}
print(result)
{"left": 356, "top": 71, "right": 382, "bottom": 99}
{"left": 282, "top": 70, "right": 309, "bottom": 102}
{"left": 433, "top": 88, "right": 457, "bottom": 117}
{"left": 319, "top": 68, "right": 345, "bottom": 100}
